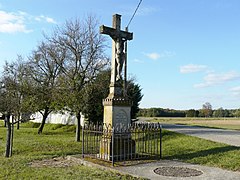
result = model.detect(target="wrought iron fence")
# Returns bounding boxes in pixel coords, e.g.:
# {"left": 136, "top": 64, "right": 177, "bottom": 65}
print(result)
{"left": 82, "top": 122, "right": 162, "bottom": 166}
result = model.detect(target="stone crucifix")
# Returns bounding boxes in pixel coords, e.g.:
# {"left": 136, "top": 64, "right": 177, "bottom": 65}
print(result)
{"left": 100, "top": 15, "right": 134, "bottom": 159}
{"left": 100, "top": 14, "right": 133, "bottom": 97}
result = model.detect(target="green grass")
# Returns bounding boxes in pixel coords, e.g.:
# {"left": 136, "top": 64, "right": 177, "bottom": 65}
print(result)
{"left": 0, "top": 122, "right": 141, "bottom": 179}
{"left": 162, "top": 130, "right": 240, "bottom": 171}
{"left": 144, "top": 117, "right": 240, "bottom": 170}
{"left": 0, "top": 121, "right": 239, "bottom": 179}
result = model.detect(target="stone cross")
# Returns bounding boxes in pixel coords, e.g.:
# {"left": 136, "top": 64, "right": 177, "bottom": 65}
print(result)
{"left": 99, "top": 15, "right": 134, "bottom": 160}
{"left": 100, "top": 14, "right": 133, "bottom": 97}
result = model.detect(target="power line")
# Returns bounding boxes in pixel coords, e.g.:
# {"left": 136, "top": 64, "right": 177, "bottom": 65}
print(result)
{"left": 126, "top": 0, "right": 143, "bottom": 28}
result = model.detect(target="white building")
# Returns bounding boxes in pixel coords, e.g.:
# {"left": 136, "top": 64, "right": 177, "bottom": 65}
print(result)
{"left": 30, "top": 111, "right": 86, "bottom": 126}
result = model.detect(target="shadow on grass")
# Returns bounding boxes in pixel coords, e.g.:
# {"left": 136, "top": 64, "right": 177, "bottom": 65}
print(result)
{"left": 162, "top": 130, "right": 185, "bottom": 138}
{"left": 40, "top": 127, "right": 76, "bottom": 135}
{"left": 134, "top": 129, "right": 182, "bottom": 142}
{"left": 165, "top": 145, "right": 240, "bottom": 160}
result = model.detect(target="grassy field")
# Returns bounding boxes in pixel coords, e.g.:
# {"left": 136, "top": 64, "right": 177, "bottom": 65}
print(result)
{"left": 146, "top": 117, "right": 240, "bottom": 130}
{"left": 0, "top": 122, "right": 139, "bottom": 180}
{"left": 0, "top": 120, "right": 240, "bottom": 179}
{"left": 162, "top": 130, "right": 240, "bottom": 171}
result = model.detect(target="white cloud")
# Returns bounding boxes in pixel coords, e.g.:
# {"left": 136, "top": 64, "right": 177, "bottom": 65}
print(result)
{"left": 137, "top": 7, "right": 158, "bottom": 16}
{"left": 144, "top": 51, "right": 175, "bottom": 60}
{"left": 180, "top": 64, "right": 208, "bottom": 74}
{"left": 194, "top": 71, "right": 240, "bottom": 88}
{"left": 230, "top": 86, "right": 240, "bottom": 96}
{"left": 133, "top": 58, "right": 144, "bottom": 63}
{"left": 0, "top": 10, "right": 57, "bottom": 33}
{"left": 18, "top": 11, "right": 27, "bottom": 16}
{"left": 46, "top": 17, "right": 56, "bottom": 24}
{"left": 160, "top": 51, "right": 175, "bottom": 58}
{"left": 123, "top": 5, "right": 158, "bottom": 17}
{"left": 194, "top": 82, "right": 210, "bottom": 88}
{"left": 35, "top": 15, "right": 57, "bottom": 24}
{"left": 230, "top": 86, "right": 240, "bottom": 91}
{"left": 0, "top": 10, "right": 31, "bottom": 33}
{"left": 145, "top": 52, "right": 160, "bottom": 60}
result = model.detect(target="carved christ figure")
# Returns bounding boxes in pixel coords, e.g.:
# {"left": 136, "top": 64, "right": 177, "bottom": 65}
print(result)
{"left": 100, "top": 14, "right": 133, "bottom": 87}
{"left": 115, "top": 38, "right": 125, "bottom": 81}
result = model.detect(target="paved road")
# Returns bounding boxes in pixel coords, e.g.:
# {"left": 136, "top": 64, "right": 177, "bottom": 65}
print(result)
{"left": 115, "top": 160, "right": 240, "bottom": 180}
{"left": 162, "top": 124, "right": 240, "bottom": 147}
{"left": 137, "top": 117, "right": 240, "bottom": 147}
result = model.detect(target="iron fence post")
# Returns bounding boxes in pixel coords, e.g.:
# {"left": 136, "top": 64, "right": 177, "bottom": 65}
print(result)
{"left": 112, "top": 127, "right": 115, "bottom": 166}
{"left": 160, "top": 125, "right": 162, "bottom": 159}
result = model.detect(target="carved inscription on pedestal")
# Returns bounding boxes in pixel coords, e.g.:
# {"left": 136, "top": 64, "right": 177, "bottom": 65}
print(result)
{"left": 115, "top": 110, "right": 128, "bottom": 125}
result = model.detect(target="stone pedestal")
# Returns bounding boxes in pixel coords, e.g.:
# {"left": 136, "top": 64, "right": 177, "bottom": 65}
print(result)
{"left": 103, "top": 96, "right": 132, "bottom": 127}
{"left": 99, "top": 92, "right": 136, "bottom": 160}
{"left": 99, "top": 135, "right": 136, "bottom": 161}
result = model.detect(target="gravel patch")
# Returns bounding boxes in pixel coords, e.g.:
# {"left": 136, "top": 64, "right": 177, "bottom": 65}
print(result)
{"left": 29, "top": 157, "right": 82, "bottom": 168}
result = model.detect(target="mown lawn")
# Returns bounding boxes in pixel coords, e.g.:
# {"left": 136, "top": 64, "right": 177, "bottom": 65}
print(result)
{"left": 146, "top": 117, "right": 240, "bottom": 171}
{"left": 0, "top": 122, "right": 140, "bottom": 180}
{"left": 162, "top": 130, "right": 240, "bottom": 171}
{"left": 0, "top": 120, "right": 239, "bottom": 179}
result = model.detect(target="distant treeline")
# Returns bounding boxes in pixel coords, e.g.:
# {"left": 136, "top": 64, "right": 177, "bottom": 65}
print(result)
{"left": 137, "top": 108, "right": 240, "bottom": 118}
{"left": 138, "top": 108, "right": 186, "bottom": 117}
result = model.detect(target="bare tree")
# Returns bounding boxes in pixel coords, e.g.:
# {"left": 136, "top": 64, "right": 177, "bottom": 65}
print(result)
{"left": 26, "top": 41, "right": 65, "bottom": 134}
{"left": 48, "top": 16, "right": 109, "bottom": 141}
{"left": 0, "top": 58, "right": 25, "bottom": 157}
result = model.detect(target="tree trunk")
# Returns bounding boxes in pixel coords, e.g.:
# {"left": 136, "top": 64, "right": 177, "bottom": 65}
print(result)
{"left": 10, "top": 118, "right": 14, "bottom": 156}
{"left": 17, "top": 113, "right": 20, "bottom": 130}
{"left": 75, "top": 111, "right": 81, "bottom": 142}
{"left": 5, "top": 114, "right": 11, "bottom": 157}
{"left": 4, "top": 117, "right": 6, "bottom": 127}
{"left": 17, "top": 121, "right": 20, "bottom": 130}
{"left": 38, "top": 107, "right": 50, "bottom": 134}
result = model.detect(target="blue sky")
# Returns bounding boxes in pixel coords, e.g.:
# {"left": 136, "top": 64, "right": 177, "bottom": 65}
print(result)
{"left": 1, "top": 0, "right": 240, "bottom": 110}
